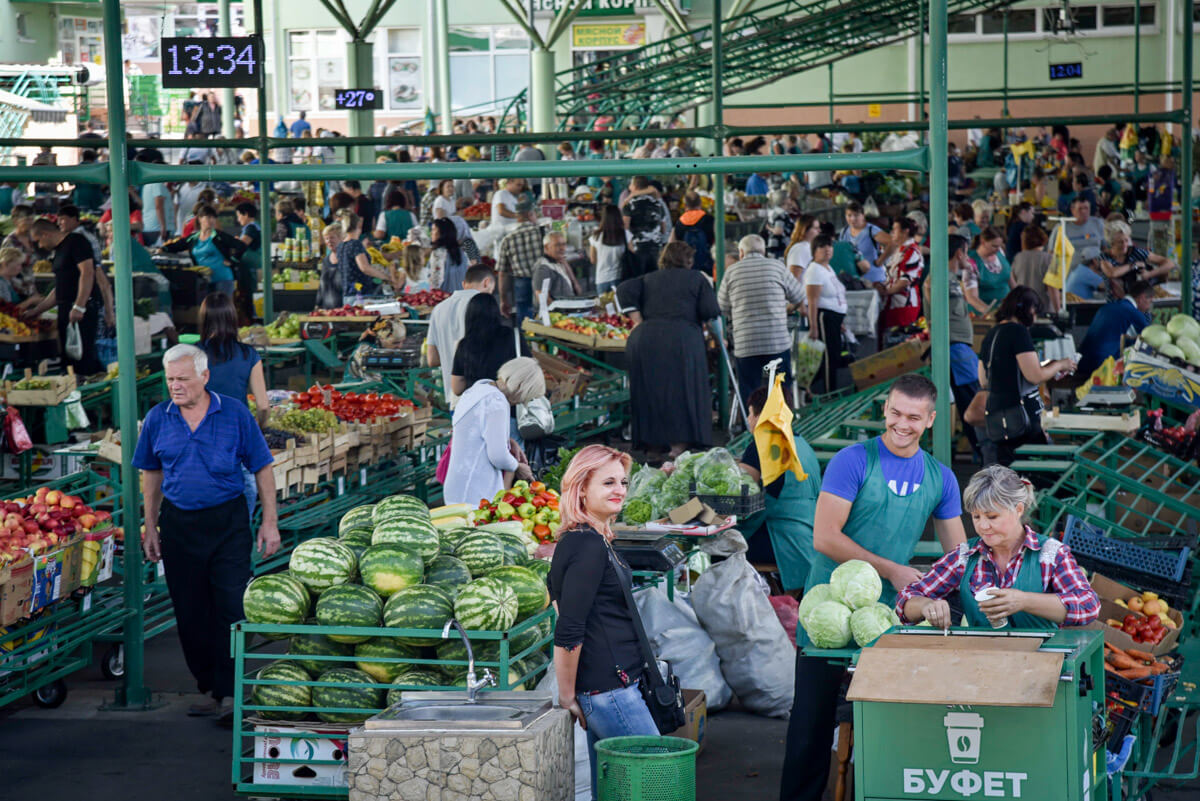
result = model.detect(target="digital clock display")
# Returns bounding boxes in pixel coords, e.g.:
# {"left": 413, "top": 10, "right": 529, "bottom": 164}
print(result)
{"left": 334, "top": 89, "right": 383, "bottom": 110}
{"left": 161, "top": 37, "right": 263, "bottom": 89}
{"left": 1048, "top": 62, "right": 1083, "bottom": 81}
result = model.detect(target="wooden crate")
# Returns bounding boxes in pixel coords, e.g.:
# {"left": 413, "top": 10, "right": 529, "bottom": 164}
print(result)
{"left": 533, "top": 350, "right": 590, "bottom": 404}
{"left": 4, "top": 366, "right": 76, "bottom": 406}
{"left": 850, "top": 338, "right": 930, "bottom": 390}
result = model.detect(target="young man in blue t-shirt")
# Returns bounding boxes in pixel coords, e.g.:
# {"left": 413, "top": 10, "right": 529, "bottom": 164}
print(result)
{"left": 780, "top": 374, "right": 966, "bottom": 801}
{"left": 1065, "top": 246, "right": 1107, "bottom": 300}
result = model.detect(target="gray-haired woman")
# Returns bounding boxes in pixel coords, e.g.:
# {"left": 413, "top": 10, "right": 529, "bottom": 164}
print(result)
{"left": 895, "top": 465, "right": 1100, "bottom": 630}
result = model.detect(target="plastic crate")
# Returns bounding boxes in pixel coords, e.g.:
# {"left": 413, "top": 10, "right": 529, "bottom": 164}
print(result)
{"left": 1062, "top": 516, "right": 1191, "bottom": 583}
{"left": 1104, "top": 675, "right": 1153, "bottom": 751}
{"left": 691, "top": 482, "right": 765, "bottom": 517}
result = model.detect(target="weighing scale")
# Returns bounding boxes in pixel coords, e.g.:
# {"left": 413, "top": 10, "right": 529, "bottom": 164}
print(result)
{"left": 612, "top": 531, "right": 688, "bottom": 572}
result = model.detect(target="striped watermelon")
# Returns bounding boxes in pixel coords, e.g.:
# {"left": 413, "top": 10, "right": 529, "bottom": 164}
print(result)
{"left": 288, "top": 627, "right": 355, "bottom": 676}
{"left": 372, "top": 495, "right": 429, "bottom": 527}
{"left": 514, "top": 656, "right": 548, "bottom": 690}
{"left": 496, "top": 533, "right": 530, "bottom": 566}
{"left": 423, "top": 555, "right": 473, "bottom": 595}
{"left": 244, "top": 574, "right": 311, "bottom": 632}
{"left": 253, "top": 661, "right": 313, "bottom": 721}
{"left": 454, "top": 577, "right": 518, "bottom": 631}
{"left": 358, "top": 544, "right": 424, "bottom": 597}
{"left": 487, "top": 565, "right": 550, "bottom": 621}
{"left": 372, "top": 515, "right": 440, "bottom": 560}
{"left": 382, "top": 585, "right": 455, "bottom": 646}
{"left": 438, "top": 527, "right": 470, "bottom": 555}
{"left": 526, "top": 559, "right": 551, "bottom": 581}
{"left": 435, "top": 638, "right": 500, "bottom": 679}
{"left": 338, "top": 505, "right": 376, "bottom": 534}
{"left": 289, "top": 538, "right": 358, "bottom": 594}
{"left": 339, "top": 526, "right": 374, "bottom": 546}
{"left": 454, "top": 533, "right": 505, "bottom": 577}
{"left": 509, "top": 620, "right": 548, "bottom": 658}
{"left": 385, "top": 670, "right": 445, "bottom": 706}
{"left": 315, "top": 584, "right": 382, "bottom": 643}
{"left": 312, "top": 667, "right": 384, "bottom": 723}
{"left": 354, "top": 638, "right": 420, "bottom": 683}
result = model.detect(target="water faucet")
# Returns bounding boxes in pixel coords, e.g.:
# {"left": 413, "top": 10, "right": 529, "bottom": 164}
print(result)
{"left": 442, "top": 618, "right": 494, "bottom": 703}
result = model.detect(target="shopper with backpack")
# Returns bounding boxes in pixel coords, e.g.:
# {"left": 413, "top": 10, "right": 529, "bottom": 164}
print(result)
{"left": 670, "top": 192, "right": 715, "bottom": 278}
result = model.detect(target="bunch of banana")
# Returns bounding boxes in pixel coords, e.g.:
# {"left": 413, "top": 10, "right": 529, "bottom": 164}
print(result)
{"left": 366, "top": 246, "right": 390, "bottom": 267}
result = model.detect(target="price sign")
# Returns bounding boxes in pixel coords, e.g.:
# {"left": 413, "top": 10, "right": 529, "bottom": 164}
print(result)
{"left": 161, "top": 37, "right": 264, "bottom": 89}
{"left": 334, "top": 89, "right": 383, "bottom": 110}
{"left": 336, "top": 476, "right": 346, "bottom": 497}
{"left": 360, "top": 468, "right": 368, "bottom": 487}
{"left": 1048, "top": 62, "right": 1083, "bottom": 80}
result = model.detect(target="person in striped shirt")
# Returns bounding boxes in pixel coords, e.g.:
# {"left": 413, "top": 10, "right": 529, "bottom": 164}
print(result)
{"left": 896, "top": 465, "right": 1100, "bottom": 630}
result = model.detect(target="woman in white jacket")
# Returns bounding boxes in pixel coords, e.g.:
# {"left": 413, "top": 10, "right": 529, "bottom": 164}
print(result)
{"left": 444, "top": 357, "right": 545, "bottom": 505}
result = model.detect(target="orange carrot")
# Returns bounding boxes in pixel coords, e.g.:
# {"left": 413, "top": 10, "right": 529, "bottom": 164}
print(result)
{"left": 1126, "top": 648, "right": 1156, "bottom": 664}
{"left": 1117, "top": 666, "right": 1153, "bottom": 680}
{"left": 1149, "top": 661, "right": 1169, "bottom": 675}
{"left": 1107, "top": 652, "right": 1138, "bottom": 670}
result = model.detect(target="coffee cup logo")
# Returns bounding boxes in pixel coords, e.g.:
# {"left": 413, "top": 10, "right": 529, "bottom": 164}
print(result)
{"left": 943, "top": 712, "right": 985, "bottom": 765}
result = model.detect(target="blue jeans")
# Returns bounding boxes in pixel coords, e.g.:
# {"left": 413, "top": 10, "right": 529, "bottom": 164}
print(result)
{"left": 512, "top": 276, "right": 534, "bottom": 328}
{"left": 577, "top": 683, "right": 658, "bottom": 799}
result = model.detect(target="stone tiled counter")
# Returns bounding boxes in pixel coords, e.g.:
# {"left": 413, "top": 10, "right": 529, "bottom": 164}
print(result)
{"left": 348, "top": 708, "right": 573, "bottom": 801}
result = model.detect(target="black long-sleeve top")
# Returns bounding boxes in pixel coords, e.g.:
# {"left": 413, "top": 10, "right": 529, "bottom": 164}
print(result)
{"left": 549, "top": 525, "right": 644, "bottom": 693}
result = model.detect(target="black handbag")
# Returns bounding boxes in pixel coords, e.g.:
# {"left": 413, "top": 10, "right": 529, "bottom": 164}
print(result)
{"left": 609, "top": 549, "right": 687, "bottom": 735}
{"left": 982, "top": 327, "right": 1031, "bottom": 443}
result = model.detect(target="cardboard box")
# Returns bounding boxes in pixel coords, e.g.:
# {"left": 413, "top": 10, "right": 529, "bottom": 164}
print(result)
{"left": 850, "top": 338, "right": 930, "bottom": 390}
{"left": 252, "top": 723, "right": 350, "bottom": 788}
{"left": 30, "top": 534, "right": 84, "bottom": 614}
{"left": 80, "top": 529, "right": 116, "bottom": 588}
{"left": 0, "top": 558, "right": 33, "bottom": 626}
{"left": 1087, "top": 573, "right": 1183, "bottom": 657}
{"left": 1123, "top": 346, "right": 1200, "bottom": 412}
{"left": 668, "top": 498, "right": 718, "bottom": 526}
{"left": 669, "top": 689, "right": 707, "bottom": 753}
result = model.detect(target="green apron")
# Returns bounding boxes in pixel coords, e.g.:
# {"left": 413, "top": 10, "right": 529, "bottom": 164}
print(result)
{"left": 971, "top": 250, "right": 1012, "bottom": 306}
{"left": 958, "top": 535, "right": 1059, "bottom": 630}
{"left": 381, "top": 208, "right": 415, "bottom": 241}
{"left": 763, "top": 440, "right": 823, "bottom": 592}
{"left": 805, "top": 438, "right": 946, "bottom": 610}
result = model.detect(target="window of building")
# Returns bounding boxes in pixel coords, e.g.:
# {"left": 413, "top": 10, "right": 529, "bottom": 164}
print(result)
{"left": 951, "top": 3, "right": 1156, "bottom": 38}
{"left": 1044, "top": 5, "right": 1098, "bottom": 31}
{"left": 16, "top": 13, "right": 33, "bottom": 42}
{"left": 288, "top": 30, "right": 347, "bottom": 113}
{"left": 448, "top": 25, "right": 530, "bottom": 113}
{"left": 1101, "top": 4, "right": 1155, "bottom": 26}
{"left": 59, "top": 18, "right": 103, "bottom": 65}
{"left": 980, "top": 9, "right": 1038, "bottom": 35}
{"left": 379, "top": 28, "right": 422, "bottom": 111}
{"left": 169, "top": 4, "right": 246, "bottom": 38}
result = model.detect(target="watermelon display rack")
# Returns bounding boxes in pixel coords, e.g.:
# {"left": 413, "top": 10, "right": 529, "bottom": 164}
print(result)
{"left": 230, "top": 608, "right": 554, "bottom": 798}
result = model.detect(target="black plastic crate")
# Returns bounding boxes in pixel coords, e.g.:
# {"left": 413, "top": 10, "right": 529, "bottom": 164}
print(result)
{"left": 691, "top": 482, "right": 766, "bottom": 517}
{"left": 1063, "top": 516, "right": 1192, "bottom": 582}
{"left": 362, "top": 349, "right": 421, "bottom": 370}
{"left": 1104, "top": 673, "right": 1154, "bottom": 750}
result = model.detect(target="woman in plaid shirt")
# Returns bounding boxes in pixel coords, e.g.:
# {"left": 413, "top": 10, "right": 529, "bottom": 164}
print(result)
{"left": 896, "top": 465, "right": 1100, "bottom": 629}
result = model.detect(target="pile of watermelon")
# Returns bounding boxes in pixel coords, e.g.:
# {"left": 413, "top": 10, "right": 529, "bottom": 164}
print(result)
{"left": 243, "top": 493, "right": 554, "bottom": 723}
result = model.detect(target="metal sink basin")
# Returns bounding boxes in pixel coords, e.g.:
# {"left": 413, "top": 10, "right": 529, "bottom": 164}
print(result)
{"left": 365, "top": 692, "right": 553, "bottom": 731}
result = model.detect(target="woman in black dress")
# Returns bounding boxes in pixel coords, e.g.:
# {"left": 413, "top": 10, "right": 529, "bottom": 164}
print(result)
{"left": 617, "top": 241, "right": 720, "bottom": 456}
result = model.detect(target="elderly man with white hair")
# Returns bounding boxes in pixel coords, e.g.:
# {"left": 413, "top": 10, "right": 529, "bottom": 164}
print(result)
{"left": 532, "top": 230, "right": 582, "bottom": 310}
{"left": 717, "top": 233, "right": 806, "bottom": 404}
{"left": 132, "top": 344, "right": 279, "bottom": 726}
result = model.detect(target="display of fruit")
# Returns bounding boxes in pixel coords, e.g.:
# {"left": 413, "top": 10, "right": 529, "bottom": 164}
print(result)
{"left": 311, "top": 667, "right": 384, "bottom": 723}
{"left": 485, "top": 565, "right": 550, "bottom": 621}
{"left": 252, "top": 661, "right": 312, "bottom": 720}
{"left": 357, "top": 543, "right": 424, "bottom": 598}
{"left": 315, "top": 584, "right": 383, "bottom": 643}
{"left": 0, "top": 312, "right": 34, "bottom": 338}
{"left": 0, "top": 487, "right": 112, "bottom": 566}
{"left": 454, "top": 576, "right": 518, "bottom": 632}
{"left": 293, "top": 384, "right": 414, "bottom": 423}
{"left": 460, "top": 202, "right": 491, "bottom": 220}
{"left": 0, "top": 302, "right": 51, "bottom": 333}
{"left": 268, "top": 407, "right": 339, "bottom": 434}
{"left": 243, "top": 574, "right": 311, "bottom": 628}
{"left": 262, "top": 427, "right": 307, "bottom": 450}
{"left": 466, "top": 481, "right": 560, "bottom": 543}
{"left": 398, "top": 289, "right": 450, "bottom": 309}
{"left": 32, "top": 259, "right": 53, "bottom": 274}
{"left": 265, "top": 314, "right": 303, "bottom": 340}
{"left": 12, "top": 378, "right": 52, "bottom": 391}
{"left": 548, "top": 311, "right": 633, "bottom": 341}
{"left": 383, "top": 585, "right": 454, "bottom": 646}
{"left": 289, "top": 537, "right": 358, "bottom": 594}
{"left": 354, "top": 639, "right": 420, "bottom": 683}
{"left": 103, "top": 364, "right": 152, "bottom": 381}
{"left": 315, "top": 305, "right": 379, "bottom": 317}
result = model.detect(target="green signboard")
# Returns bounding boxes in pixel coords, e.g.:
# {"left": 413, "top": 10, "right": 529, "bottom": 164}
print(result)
{"left": 529, "top": 0, "right": 689, "bottom": 16}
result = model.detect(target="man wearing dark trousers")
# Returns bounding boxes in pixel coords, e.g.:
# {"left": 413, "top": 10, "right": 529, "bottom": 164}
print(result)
{"left": 25, "top": 217, "right": 105, "bottom": 375}
{"left": 134, "top": 344, "right": 280, "bottom": 726}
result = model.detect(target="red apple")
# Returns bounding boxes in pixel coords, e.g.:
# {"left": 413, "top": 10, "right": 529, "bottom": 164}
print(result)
{"left": 44, "top": 490, "right": 61, "bottom": 506}
{"left": 29, "top": 503, "right": 47, "bottom": 515}
{"left": 22, "top": 520, "right": 39, "bottom": 534}
{"left": 34, "top": 487, "right": 48, "bottom": 499}
{"left": 79, "top": 514, "right": 96, "bottom": 530}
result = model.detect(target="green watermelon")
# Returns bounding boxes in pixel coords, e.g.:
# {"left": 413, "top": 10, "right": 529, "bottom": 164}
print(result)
{"left": 509, "top": 621, "right": 548, "bottom": 658}
{"left": 423, "top": 555, "right": 473, "bottom": 595}
{"left": 372, "top": 515, "right": 440, "bottom": 560}
{"left": 435, "top": 638, "right": 501, "bottom": 679}
{"left": 382, "top": 585, "right": 455, "bottom": 646}
{"left": 454, "top": 577, "right": 518, "bottom": 631}
{"left": 372, "top": 495, "right": 429, "bottom": 527}
{"left": 312, "top": 667, "right": 384, "bottom": 723}
{"left": 454, "top": 532, "right": 505, "bottom": 577}
{"left": 487, "top": 565, "right": 549, "bottom": 620}
{"left": 385, "top": 670, "right": 445, "bottom": 706}
{"left": 338, "top": 505, "right": 376, "bottom": 534}
{"left": 526, "top": 559, "right": 551, "bottom": 581}
{"left": 496, "top": 533, "right": 530, "bottom": 566}
{"left": 438, "top": 527, "right": 470, "bottom": 555}
{"left": 243, "top": 574, "right": 311, "bottom": 631}
{"left": 358, "top": 543, "right": 424, "bottom": 597}
{"left": 288, "top": 627, "right": 355, "bottom": 675}
{"left": 339, "top": 526, "right": 374, "bottom": 546}
{"left": 289, "top": 538, "right": 357, "bottom": 594}
{"left": 354, "top": 638, "right": 420, "bottom": 683}
{"left": 252, "top": 661, "right": 312, "bottom": 721}
{"left": 514, "top": 656, "right": 548, "bottom": 690}
{"left": 315, "top": 584, "right": 383, "bottom": 643}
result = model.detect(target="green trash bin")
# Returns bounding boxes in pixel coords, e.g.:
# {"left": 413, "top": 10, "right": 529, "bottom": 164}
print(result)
{"left": 596, "top": 736, "right": 698, "bottom": 801}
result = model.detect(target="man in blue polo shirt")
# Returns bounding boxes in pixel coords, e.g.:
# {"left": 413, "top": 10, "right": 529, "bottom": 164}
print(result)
{"left": 134, "top": 344, "right": 279, "bottom": 726}
{"left": 1074, "top": 280, "right": 1153, "bottom": 381}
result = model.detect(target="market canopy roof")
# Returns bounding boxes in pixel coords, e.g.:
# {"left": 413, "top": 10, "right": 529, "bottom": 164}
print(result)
{"left": 0, "top": 89, "right": 70, "bottom": 123}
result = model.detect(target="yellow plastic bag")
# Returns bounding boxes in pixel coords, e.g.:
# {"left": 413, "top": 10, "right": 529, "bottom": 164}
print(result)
{"left": 754, "top": 374, "right": 807, "bottom": 486}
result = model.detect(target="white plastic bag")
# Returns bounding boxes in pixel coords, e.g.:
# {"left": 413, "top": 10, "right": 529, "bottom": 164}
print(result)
{"left": 691, "top": 529, "right": 795, "bottom": 718}
{"left": 516, "top": 396, "right": 555, "bottom": 440}
{"left": 793, "top": 335, "right": 826, "bottom": 390}
{"left": 65, "top": 322, "right": 83, "bottom": 361}
{"left": 634, "top": 586, "right": 733, "bottom": 711}
{"left": 844, "top": 289, "right": 880, "bottom": 337}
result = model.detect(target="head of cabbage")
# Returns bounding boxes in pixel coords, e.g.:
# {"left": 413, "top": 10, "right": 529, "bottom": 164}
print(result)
{"left": 1166, "top": 314, "right": 1200, "bottom": 342}
{"left": 850, "top": 603, "right": 901, "bottom": 647}
{"left": 803, "top": 601, "right": 853, "bottom": 649}
{"left": 1142, "top": 324, "right": 1172, "bottom": 350}
{"left": 830, "top": 559, "right": 883, "bottom": 610}
{"left": 798, "top": 584, "right": 834, "bottom": 628}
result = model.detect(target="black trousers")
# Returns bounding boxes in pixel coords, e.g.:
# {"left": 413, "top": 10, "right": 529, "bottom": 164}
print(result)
{"left": 631, "top": 243, "right": 660, "bottom": 278}
{"left": 950, "top": 378, "right": 982, "bottom": 458}
{"left": 814, "top": 308, "right": 845, "bottom": 395}
{"left": 159, "top": 495, "right": 252, "bottom": 700}
{"left": 779, "top": 653, "right": 847, "bottom": 801}
{"left": 56, "top": 301, "right": 103, "bottom": 376}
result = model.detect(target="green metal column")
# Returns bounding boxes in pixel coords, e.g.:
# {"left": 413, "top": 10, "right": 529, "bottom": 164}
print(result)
{"left": 928, "top": 0, "right": 951, "bottom": 464}
{"left": 713, "top": 1, "right": 729, "bottom": 425}
{"left": 102, "top": 0, "right": 149, "bottom": 708}
{"left": 918, "top": 0, "right": 925, "bottom": 136}
{"left": 434, "top": 0, "right": 453, "bottom": 136}
{"left": 1134, "top": 0, "right": 1141, "bottom": 115}
{"left": 828, "top": 63, "right": 834, "bottom": 126}
{"left": 346, "top": 40, "right": 376, "bottom": 164}
{"left": 254, "top": 0, "right": 273, "bottom": 325}
{"left": 1182, "top": 0, "right": 1194, "bottom": 316}
{"left": 1002, "top": 10, "right": 1009, "bottom": 118}
{"left": 531, "top": 49, "right": 557, "bottom": 150}
{"left": 219, "top": 0, "right": 236, "bottom": 138}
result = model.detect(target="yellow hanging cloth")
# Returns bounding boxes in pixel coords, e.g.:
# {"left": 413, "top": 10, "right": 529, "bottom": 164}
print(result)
{"left": 754, "top": 374, "right": 808, "bottom": 486}
{"left": 1009, "top": 139, "right": 1036, "bottom": 167}
{"left": 1042, "top": 224, "right": 1075, "bottom": 291}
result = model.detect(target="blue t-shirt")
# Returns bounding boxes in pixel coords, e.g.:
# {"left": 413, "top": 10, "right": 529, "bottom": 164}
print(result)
{"left": 132, "top": 392, "right": 272, "bottom": 510}
{"left": 290, "top": 119, "right": 312, "bottom": 138}
{"left": 745, "top": 174, "right": 769, "bottom": 195}
{"left": 203, "top": 341, "right": 261, "bottom": 406}
{"left": 1076, "top": 298, "right": 1150, "bottom": 379}
{"left": 840, "top": 223, "right": 883, "bottom": 266}
{"left": 241, "top": 222, "right": 262, "bottom": 252}
{"left": 950, "top": 341, "right": 979, "bottom": 386}
{"left": 1065, "top": 265, "right": 1105, "bottom": 300}
{"left": 822, "top": 438, "right": 961, "bottom": 520}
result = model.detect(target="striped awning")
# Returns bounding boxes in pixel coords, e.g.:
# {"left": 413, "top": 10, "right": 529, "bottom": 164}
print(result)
{"left": 0, "top": 89, "right": 69, "bottom": 123}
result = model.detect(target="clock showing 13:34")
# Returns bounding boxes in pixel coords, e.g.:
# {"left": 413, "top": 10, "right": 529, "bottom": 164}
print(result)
{"left": 161, "top": 36, "right": 264, "bottom": 89}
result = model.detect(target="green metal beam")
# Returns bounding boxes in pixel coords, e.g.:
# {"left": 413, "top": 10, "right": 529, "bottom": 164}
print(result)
{"left": 498, "top": 0, "right": 546, "bottom": 50}
{"left": 713, "top": 0, "right": 729, "bottom": 428}
{"left": 1182, "top": 0, "right": 1194, "bottom": 316}
{"left": 254, "top": 0, "right": 273, "bottom": 326}
{"left": 315, "top": 0, "right": 357, "bottom": 35}
{"left": 356, "top": 0, "right": 386, "bottom": 37}
{"left": 929, "top": 0, "right": 950, "bottom": 465}
{"left": 545, "top": 0, "right": 591, "bottom": 48}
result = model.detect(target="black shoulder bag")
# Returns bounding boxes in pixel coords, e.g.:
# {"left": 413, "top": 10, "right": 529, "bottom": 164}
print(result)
{"left": 983, "top": 326, "right": 1031, "bottom": 443}
{"left": 607, "top": 549, "right": 687, "bottom": 735}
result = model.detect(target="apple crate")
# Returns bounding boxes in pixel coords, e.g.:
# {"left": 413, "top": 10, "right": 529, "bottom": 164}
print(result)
{"left": 4, "top": 366, "right": 77, "bottom": 406}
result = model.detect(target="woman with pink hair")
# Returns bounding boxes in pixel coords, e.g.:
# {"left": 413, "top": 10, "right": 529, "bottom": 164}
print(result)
{"left": 549, "top": 445, "right": 658, "bottom": 797}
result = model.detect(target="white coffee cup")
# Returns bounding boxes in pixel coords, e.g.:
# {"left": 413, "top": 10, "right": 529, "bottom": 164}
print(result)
{"left": 974, "top": 587, "right": 1008, "bottom": 628}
